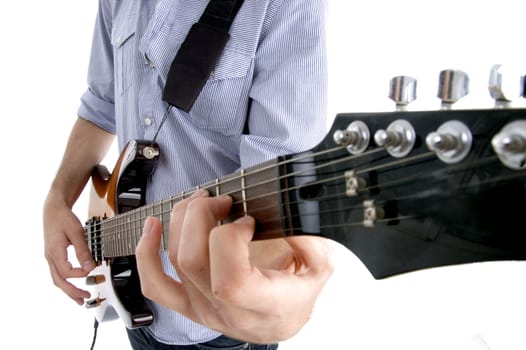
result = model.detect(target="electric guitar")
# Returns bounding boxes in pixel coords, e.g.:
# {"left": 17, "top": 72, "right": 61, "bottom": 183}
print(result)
{"left": 83, "top": 72, "right": 526, "bottom": 329}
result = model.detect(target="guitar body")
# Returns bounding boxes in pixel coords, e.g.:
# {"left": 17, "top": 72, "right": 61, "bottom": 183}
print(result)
{"left": 85, "top": 140, "right": 159, "bottom": 328}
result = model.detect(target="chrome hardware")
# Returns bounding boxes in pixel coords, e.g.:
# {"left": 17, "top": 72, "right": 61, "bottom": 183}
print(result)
{"left": 85, "top": 297, "right": 106, "bottom": 309}
{"left": 426, "top": 121, "right": 472, "bottom": 164}
{"left": 333, "top": 121, "right": 370, "bottom": 155}
{"left": 388, "top": 76, "right": 417, "bottom": 111}
{"left": 363, "top": 200, "right": 384, "bottom": 228}
{"left": 489, "top": 64, "right": 512, "bottom": 107}
{"left": 142, "top": 146, "right": 159, "bottom": 160}
{"left": 374, "top": 119, "right": 416, "bottom": 158}
{"left": 521, "top": 75, "right": 525, "bottom": 99}
{"left": 488, "top": 64, "right": 525, "bottom": 108}
{"left": 437, "top": 69, "right": 469, "bottom": 109}
{"left": 344, "top": 170, "right": 366, "bottom": 197}
{"left": 492, "top": 120, "right": 526, "bottom": 170}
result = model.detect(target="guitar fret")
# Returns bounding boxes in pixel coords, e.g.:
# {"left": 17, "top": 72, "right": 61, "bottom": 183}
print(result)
{"left": 96, "top": 158, "right": 286, "bottom": 259}
{"left": 136, "top": 209, "right": 142, "bottom": 254}
{"left": 153, "top": 201, "right": 162, "bottom": 251}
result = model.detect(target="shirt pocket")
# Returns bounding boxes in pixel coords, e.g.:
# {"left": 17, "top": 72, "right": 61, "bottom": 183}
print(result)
{"left": 187, "top": 48, "right": 253, "bottom": 133}
{"left": 111, "top": 29, "right": 136, "bottom": 96}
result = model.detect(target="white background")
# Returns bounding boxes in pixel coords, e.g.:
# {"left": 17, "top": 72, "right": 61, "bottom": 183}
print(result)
{"left": 1, "top": 1, "right": 525, "bottom": 349}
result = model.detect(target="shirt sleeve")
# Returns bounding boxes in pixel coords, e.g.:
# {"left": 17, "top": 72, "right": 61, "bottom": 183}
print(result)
{"left": 77, "top": 0, "right": 116, "bottom": 134}
{"left": 239, "top": 0, "right": 328, "bottom": 168}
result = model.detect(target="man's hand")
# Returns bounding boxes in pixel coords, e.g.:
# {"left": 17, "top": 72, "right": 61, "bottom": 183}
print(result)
{"left": 43, "top": 194, "right": 95, "bottom": 305}
{"left": 136, "top": 189, "right": 334, "bottom": 344}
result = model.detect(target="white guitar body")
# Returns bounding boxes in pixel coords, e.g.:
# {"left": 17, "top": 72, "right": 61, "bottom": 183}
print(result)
{"left": 84, "top": 140, "right": 158, "bottom": 328}
{"left": 85, "top": 262, "right": 147, "bottom": 328}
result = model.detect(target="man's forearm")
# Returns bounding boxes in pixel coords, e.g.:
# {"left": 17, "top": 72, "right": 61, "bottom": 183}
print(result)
{"left": 47, "top": 117, "right": 115, "bottom": 208}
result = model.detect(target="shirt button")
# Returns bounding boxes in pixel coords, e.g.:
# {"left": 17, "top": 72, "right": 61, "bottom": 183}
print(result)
{"left": 144, "top": 117, "right": 153, "bottom": 126}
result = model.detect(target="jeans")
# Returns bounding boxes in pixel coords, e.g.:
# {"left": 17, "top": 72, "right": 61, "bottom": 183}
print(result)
{"left": 126, "top": 327, "right": 279, "bottom": 350}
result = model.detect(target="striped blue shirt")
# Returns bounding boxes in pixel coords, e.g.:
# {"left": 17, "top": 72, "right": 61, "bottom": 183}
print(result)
{"left": 78, "top": 0, "right": 328, "bottom": 345}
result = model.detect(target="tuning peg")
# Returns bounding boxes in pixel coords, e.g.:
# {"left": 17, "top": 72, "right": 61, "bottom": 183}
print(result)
{"left": 492, "top": 120, "right": 526, "bottom": 170}
{"left": 437, "top": 69, "right": 469, "bottom": 109}
{"left": 333, "top": 121, "right": 370, "bottom": 155}
{"left": 374, "top": 119, "right": 416, "bottom": 158}
{"left": 488, "top": 64, "right": 523, "bottom": 108}
{"left": 388, "top": 76, "right": 417, "bottom": 111}
{"left": 520, "top": 75, "right": 526, "bottom": 99}
{"left": 426, "top": 121, "right": 472, "bottom": 164}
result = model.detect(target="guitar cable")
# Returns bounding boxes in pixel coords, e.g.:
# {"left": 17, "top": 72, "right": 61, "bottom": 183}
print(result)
{"left": 90, "top": 318, "right": 99, "bottom": 350}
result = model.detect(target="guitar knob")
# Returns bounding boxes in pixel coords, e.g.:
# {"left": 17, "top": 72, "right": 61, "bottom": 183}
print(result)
{"left": 426, "top": 121, "right": 472, "bottom": 164}
{"left": 492, "top": 120, "right": 526, "bottom": 170}
{"left": 85, "top": 274, "right": 106, "bottom": 285}
{"left": 374, "top": 119, "right": 416, "bottom": 158}
{"left": 437, "top": 69, "right": 469, "bottom": 109}
{"left": 85, "top": 297, "right": 106, "bottom": 309}
{"left": 388, "top": 76, "right": 417, "bottom": 111}
{"left": 333, "top": 121, "right": 370, "bottom": 155}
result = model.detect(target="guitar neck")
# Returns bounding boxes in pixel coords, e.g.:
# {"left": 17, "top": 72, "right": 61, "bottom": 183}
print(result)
{"left": 96, "top": 157, "right": 298, "bottom": 258}
{"left": 88, "top": 107, "right": 526, "bottom": 280}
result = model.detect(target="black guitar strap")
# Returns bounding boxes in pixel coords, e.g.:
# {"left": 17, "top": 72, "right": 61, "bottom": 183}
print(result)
{"left": 162, "top": 0, "right": 245, "bottom": 112}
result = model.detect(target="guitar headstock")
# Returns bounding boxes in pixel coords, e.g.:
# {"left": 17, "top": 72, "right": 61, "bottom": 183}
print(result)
{"left": 300, "top": 67, "right": 526, "bottom": 279}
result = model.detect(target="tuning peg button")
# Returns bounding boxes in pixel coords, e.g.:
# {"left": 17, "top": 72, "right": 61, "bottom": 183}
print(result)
{"left": 520, "top": 75, "right": 526, "bottom": 99}
{"left": 488, "top": 64, "right": 524, "bottom": 108}
{"left": 437, "top": 69, "right": 469, "bottom": 109}
{"left": 388, "top": 76, "right": 417, "bottom": 111}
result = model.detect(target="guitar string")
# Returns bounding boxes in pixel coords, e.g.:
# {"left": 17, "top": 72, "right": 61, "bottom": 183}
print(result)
{"left": 85, "top": 150, "right": 524, "bottom": 253}
{"left": 88, "top": 146, "right": 421, "bottom": 238}
{"left": 90, "top": 156, "right": 524, "bottom": 253}
{"left": 86, "top": 150, "right": 520, "bottom": 246}
{"left": 84, "top": 145, "right": 397, "bottom": 253}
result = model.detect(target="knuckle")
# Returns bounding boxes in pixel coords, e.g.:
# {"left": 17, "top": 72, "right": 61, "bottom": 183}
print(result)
{"left": 185, "top": 197, "right": 208, "bottom": 216}
{"left": 176, "top": 250, "right": 200, "bottom": 274}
